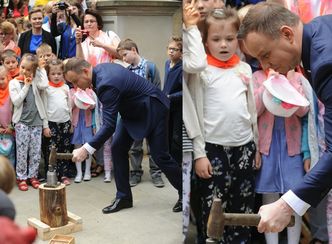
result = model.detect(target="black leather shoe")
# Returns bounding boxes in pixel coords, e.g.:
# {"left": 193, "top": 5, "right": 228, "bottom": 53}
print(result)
{"left": 172, "top": 199, "right": 182, "bottom": 212}
{"left": 102, "top": 198, "right": 133, "bottom": 214}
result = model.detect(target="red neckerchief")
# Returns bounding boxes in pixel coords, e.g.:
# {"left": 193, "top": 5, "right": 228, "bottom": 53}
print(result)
{"left": 0, "top": 77, "right": 9, "bottom": 106}
{"left": 7, "top": 68, "right": 20, "bottom": 81}
{"left": 207, "top": 54, "right": 240, "bottom": 68}
{"left": 49, "top": 81, "right": 64, "bottom": 87}
{"left": 16, "top": 75, "right": 24, "bottom": 81}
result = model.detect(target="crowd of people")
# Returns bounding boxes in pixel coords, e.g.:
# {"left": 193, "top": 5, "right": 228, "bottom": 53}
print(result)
{"left": 0, "top": 0, "right": 183, "bottom": 232}
{"left": 183, "top": 0, "right": 332, "bottom": 244}
{"left": 3, "top": 0, "right": 332, "bottom": 242}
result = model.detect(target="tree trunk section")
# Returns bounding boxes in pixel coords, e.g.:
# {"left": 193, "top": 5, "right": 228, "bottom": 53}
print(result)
{"left": 39, "top": 183, "right": 68, "bottom": 227}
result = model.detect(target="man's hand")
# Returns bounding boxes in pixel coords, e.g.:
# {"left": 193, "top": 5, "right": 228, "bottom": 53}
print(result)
{"left": 194, "top": 157, "right": 212, "bottom": 179}
{"left": 72, "top": 147, "right": 88, "bottom": 163}
{"left": 258, "top": 198, "right": 293, "bottom": 233}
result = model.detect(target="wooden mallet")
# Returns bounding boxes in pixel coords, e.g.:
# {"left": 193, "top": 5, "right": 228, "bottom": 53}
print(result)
{"left": 206, "top": 198, "right": 295, "bottom": 243}
{"left": 46, "top": 146, "right": 73, "bottom": 187}
{"left": 49, "top": 146, "right": 73, "bottom": 165}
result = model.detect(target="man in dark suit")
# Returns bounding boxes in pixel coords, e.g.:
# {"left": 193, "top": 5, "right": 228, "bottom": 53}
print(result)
{"left": 64, "top": 58, "right": 182, "bottom": 213}
{"left": 237, "top": 2, "right": 332, "bottom": 233}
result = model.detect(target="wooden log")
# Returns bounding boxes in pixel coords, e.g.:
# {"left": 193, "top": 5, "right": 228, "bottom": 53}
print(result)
{"left": 39, "top": 183, "right": 68, "bottom": 228}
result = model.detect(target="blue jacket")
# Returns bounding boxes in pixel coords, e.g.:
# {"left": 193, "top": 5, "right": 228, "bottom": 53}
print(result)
{"left": 88, "top": 63, "right": 169, "bottom": 150}
{"left": 163, "top": 59, "right": 182, "bottom": 104}
{"left": 293, "top": 14, "right": 332, "bottom": 207}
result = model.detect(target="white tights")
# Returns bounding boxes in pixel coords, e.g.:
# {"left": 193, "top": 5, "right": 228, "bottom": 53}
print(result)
{"left": 262, "top": 193, "right": 302, "bottom": 244}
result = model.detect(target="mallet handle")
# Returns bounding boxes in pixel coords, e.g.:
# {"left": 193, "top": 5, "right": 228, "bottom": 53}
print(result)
{"left": 55, "top": 153, "right": 73, "bottom": 161}
{"left": 224, "top": 213, "right": 295, "bottom": 227}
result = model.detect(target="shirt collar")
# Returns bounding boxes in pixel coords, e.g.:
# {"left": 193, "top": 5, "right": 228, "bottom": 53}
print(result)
{"left": 129, "top": 58, "right": 146, "bottom": 70}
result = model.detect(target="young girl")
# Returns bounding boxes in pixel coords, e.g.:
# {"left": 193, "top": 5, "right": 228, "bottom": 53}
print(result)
{"left": 69, "top": 85, "right": 96, "bottom": 183}
{"left": 253, "top": 69, "right": 309, "bottom": 244}
{"left": 8, "top": 53, "right": 49, "bottom": 191}
{"left": 44, "top": 59, "right": 72, "bottom": 185}
{"left": 0, "top": 66, "right": 15, "bottom": 166}
{"left": 93, "top": 102, "right": 113, "bottom": 183}
{"left": 182, "top": 0, "right": 207, "bottom": 240}
{"left": 190, "top": 7, "right": 258, "bottom": 243}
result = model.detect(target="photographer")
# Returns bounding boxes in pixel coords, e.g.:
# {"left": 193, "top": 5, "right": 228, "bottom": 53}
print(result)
{"left": 50, "top": 1, "right": 82, "bottom": 60}
{"left": 75, "top": 8, "right": 120, "bottom": 67}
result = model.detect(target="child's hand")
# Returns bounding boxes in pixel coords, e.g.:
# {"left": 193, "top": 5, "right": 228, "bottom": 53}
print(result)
{"left": 3, "top": 127, "right": 14, "bottom": 135}
{"left": 304, "top": 158, "right": 311, "bottom": 173}
{"left": 183, "top": 0, "right": 200, "bottom": 28}
{"left": 93, "top": 128, "right": 96, "bottom": 135}
{"left": 254, "top": 151, "right": 262, "bottom": 170}
{"left": 38, "top": 58, "right": 46, "bottom": 69}
{"left": 70, "top": 124, "right": 74, "bottom": 134}
{"left": 43, "top": 128, "right": 52, "bottom": 138}
{"left": 195, "top": 157, "right": 212, "bottom": 179}
{"left": 24, "top": 75, "right": 32, "bottom": 85}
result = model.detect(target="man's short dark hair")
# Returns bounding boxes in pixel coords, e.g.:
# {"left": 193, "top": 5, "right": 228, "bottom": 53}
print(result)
{"left": 238, "top": 2, "right": 300, "bottom": 40}
{"left": 63, "top": 58, "right": 91, "bottom": 74}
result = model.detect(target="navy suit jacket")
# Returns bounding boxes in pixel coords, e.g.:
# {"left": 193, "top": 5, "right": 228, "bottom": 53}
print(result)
{"left": 293, "top": 14, "right": 332, "bottom": 206}
{"left": 88, "top": 63, "right": 170, "bottom": 151}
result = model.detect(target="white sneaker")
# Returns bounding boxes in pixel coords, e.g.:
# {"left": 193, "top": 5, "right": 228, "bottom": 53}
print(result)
{"left": 104, "top": 172, "right": 111, "bottom": 183}
{"left": 74, "top": 174, "right": 82, "bottom": 183}
{"left": 83, "top": 174, "right": 91, "bottom": 181}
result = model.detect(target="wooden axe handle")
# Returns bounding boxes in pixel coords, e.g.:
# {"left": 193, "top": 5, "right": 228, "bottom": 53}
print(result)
{"left": 224, "top": 213, "right": 295, "bottom": 227}
{"left": 55, "top": 153, "right": 73, "bottom": 161}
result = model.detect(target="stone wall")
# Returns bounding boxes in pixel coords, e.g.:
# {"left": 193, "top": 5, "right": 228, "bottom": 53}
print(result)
{"left": 96, "top": 0, "right": 182, "bottom": 86}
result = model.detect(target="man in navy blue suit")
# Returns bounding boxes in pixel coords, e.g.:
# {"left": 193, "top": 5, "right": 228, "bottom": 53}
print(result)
{"left": 64, "top": 58, "right": 182, "bottom": 213}
{"left": 238, "top": 2, "right": 332, "bottom": 233}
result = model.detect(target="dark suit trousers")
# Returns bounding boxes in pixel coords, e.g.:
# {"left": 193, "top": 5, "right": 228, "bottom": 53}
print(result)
{"left": 111, "top": 98, "right": 182, "bottom": 200}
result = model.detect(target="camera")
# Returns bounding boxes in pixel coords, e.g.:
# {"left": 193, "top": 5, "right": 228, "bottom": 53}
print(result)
{"left": 56, "top": 1, "right": 69, "bottom": 10}
{"left": 81, "top": 30, "right": 89, "bottom": 42}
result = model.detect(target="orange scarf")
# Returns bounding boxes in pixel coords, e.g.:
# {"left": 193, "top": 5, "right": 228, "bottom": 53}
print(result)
{"left": 0, "top": 78, "right": 9, "bottom": 106}
{"left": 16, "top": 75, "right": 24, "bottom": 81}
{"left": 49, "top": 81, "right": 65, "bottom": 87}
{"left": 7, "top": 68, "right": 20, "bottom": 82}
{"left": 207, "top": 54, "right": 240, "bottom": 69}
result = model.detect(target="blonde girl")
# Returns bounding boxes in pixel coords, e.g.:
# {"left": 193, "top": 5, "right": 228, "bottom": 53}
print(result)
{"left": 189, "top": 7, "right": 258, "bottom": 243}
{"left": 9, "top": 53, "right": 49, "bottom": 191}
